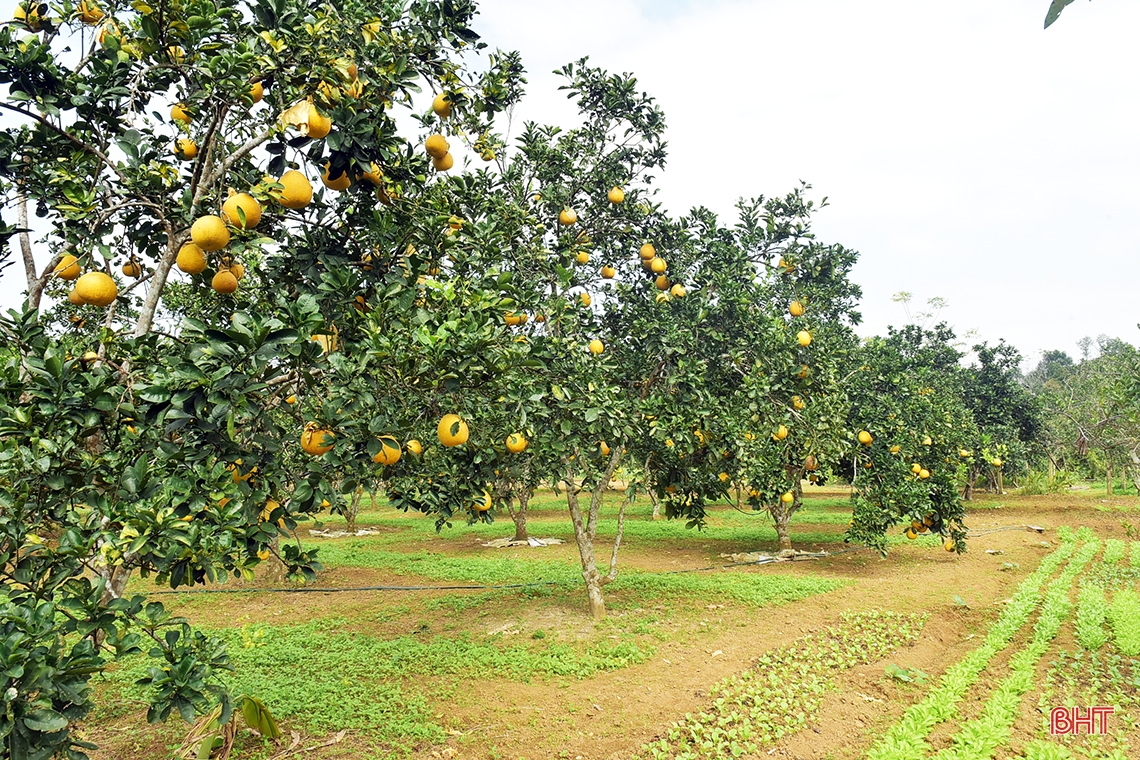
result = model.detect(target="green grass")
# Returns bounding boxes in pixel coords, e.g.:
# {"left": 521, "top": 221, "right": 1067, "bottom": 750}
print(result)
{"left": 98, "top": 617, "right": 656, "bottom": 755}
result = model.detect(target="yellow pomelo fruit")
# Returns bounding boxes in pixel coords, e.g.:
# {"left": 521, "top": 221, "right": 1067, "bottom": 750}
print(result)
{"left": 248, "top": 81, "right": 263, "bottom": 103}
{"left": 601, "top": 265, "right": 616, "bottom": 278}
{"left": 649, "top": 257, "right": 666, "bottom": 274}
{"left": 191, "top": 216, "right": 230, "bottom": 251}
{"left": 670, "top": 284, "right": 687, "bottom": 298}
{"left": 372, "top": 436, "right": 402, "bottom": 465}
{"left": 772, "top": 424, "right": 789, "bottom": 441}
{"left": 176, "top": 243, "right": 207, "bottom": 274}
{"left": 432, "top": 152, "right": 454, "bottom": 171}
{"left": 406, "top": 439, "right": 423, "bottom": 456}
{"left": 506, "top": 433, "right": 528, "bottom": 453}
{"left": 425, "top": 134, "right": 449, "bottom": 159}
{"left": 639, "top": 243, "right": 656, "bottom": 261}
{"left": 437, "top": 414, "right": 469, "bottom": 447}
{"left": 174, "top": 139, "right": 197, "bottom": 160}
{"left": 171, "top": 103, "right": 191, "bottom": 123}
{"left": 228, "top": 262, "right": 245, "bottom": 280}
{"left": 575, "top": 251, "right": 589, "bottom": 265}
{"left": 559, "top": 208, "right": 578, "bottom": 226}
{"left": 780, "top": 492, "right": 794, "bottom": 504}
{"left": 77, "top": 1, "right": 104, "bottom": 24}
{"left": 54, "top": 255, "right": 81, "bottom": 280}
{"left": 301, "top": 424, "right": 334, "bottom": 455}
{"left": 359, "top": 162, "right": 383, "bottom": 186}
{"left": 68, "top": 288, "right": 86, "bottom": 305}
{"left": 608, "top": 186, "right": 624, "bottom": 204}
{"left": 588, "top": 339, "right": 604, "bottom": 355}
{"left": 580, "top": 293, "right": 592, "bottom": 307}
{"left": 473, "top": 489, "right": 492, "bottom": 512}
{"left": 75, "top": 272, "right": 117, "bottom": 307}
{"left": 321, "top": 163, "right": 352, "bottom": 191}
{"left": 222, "top": 192, "right": 262, "bottom": 229}
{"left": 278, "top": 170, "right": 312, "bottom": 209}
{"left": 654, "top": 275, "right": 670, "bottom": 291}
{"left": 211, "top": 270, "right": 239, "bottom": 294}
{"left": 857, "top": 430, "right": 873, "bottom": 445}
{"left": 789, "top": 300, "right": 805, "bottom": 317}
{"left": 432, "top": 92, "right": 451, "bottom": 118}
{"left": 122, "top": 260, "right": 142, "bottom": 278}
{"left": 306, "top": 106, "right": 332, "bottom": 138}
{"left": 797, "top": 330, "right": 812, "bottom": 347}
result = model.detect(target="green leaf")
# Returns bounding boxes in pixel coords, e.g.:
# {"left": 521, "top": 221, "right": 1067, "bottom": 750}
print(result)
{"left": 23, "top": 709, "right": 69, "bottom": 732}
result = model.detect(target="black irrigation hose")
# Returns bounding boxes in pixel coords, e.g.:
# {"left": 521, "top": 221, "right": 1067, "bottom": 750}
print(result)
{"left": 144, "top": 524, "right": 1037, "bottom": 596}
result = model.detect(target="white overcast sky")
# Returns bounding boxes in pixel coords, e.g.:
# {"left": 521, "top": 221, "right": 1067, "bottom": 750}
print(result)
{"left": 3, "top": 0, "right": 1137, "bottom": 367}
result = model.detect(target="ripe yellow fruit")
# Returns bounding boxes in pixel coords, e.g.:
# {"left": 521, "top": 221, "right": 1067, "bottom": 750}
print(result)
{"left": 906, "top": 528, "right": 917, "bottom": 540}
{"left": 171, "top": 103, "right": 192, "bottom": 124}
{"left": 889, "top": 445, "right": 900, "bottom": 454}
{"left": 228, "top": 262, "right": 245, "bottom": 280}
{"left": 406, "top": 439, "right": 423, "bottom": 456}
{"left": 944, "top": 538, "right": 956, "bottom": 552}
{"left": 911, "top": 463, "right": 923, "bottom": 474}
{"left": 575, "top": 251, "right": 590, "bottom": 265}
{"left": 77, "top": 0, "right": 104, "bottom": 24}
{"left": 654, "top": 275, "right": 670, "bottom": 291}
{"left": 792, "top": 395, "right": 805, "bottom": 410}
{"left": 372, "top": 436, "right": 402, "bottom": 465}
{"left": 438, "top": 414, "right": 469, "bottom": 447}
{"left": 504, "top": 312, "right": 528, "bottom": 326}
{"left": 168, "top": 46, "right": 185, "bottom": 64}
{"left": 919, "top": 468, "right": 931, "bottom": 479}
{"left": 608, "top": 186, "right": 625, "bottom": 204}
{"left": 248, "top": 81, "right": 264, "bottom": 103}
{"left": 580, "top": 293, "right": 592, "bottom": 308}
{"left": 797, "top": 330, "right": 812, "bottom": 347}
{"left": 506, "top": 432, "right": 528, "bottom": 453}
{"left": 473, "top": 489, "right": 492, "bottom": 512}
{"left": 174, "top": 139, "right": 198, "bottom": 160}
{"left": 772, "top": 424, "right": 789, "bottom": 441}
{"left": 306, "top": 106, "right": 332, "bottom": 139}
{"left": 211, "top": 270, "right": 239, "bottom": 294}
{"left": 54, "top": 255, "right": 81, "bottom": 280}
{"left": 798, "top": 365, "right": 809, "bottom": 379}
{"left": 191, "top": 216, "right": 230, "bottom": 252}
{"left": 222, "top": 193, "right": 262, "bottom": 229}
{"left": 789, "top": 300, "right": 805, "bottom": 317}
{"left": 718, "top": 472, "right": 729, "bottom": 482}
{"left": 559, "top": 208, "right": 578, "bottom": 226}
{"left": 257, "top": 548, "right": 270, "bottom": 561}
{"left": 959, "top": 449, "right": 969, "bottom": 457}
{"left": 923, "top": 436, "right": 933, "bottom": 446}
{"left": 780, "top": 491, "right": 794, "bottom": 504}
{"left": 285, "top": 395, "right": 296, "bottom": 404}
{"left": 75, "top": 272, "right": 117, "bottom": 307}
{"left": 599, "top": 441, "right": 611, "bottom": 456}
{"left": 432, "top": 152, "right": 454, "bottom": 171}
{"left": 14, "top": 2, "right": 42, "bottom": 29}
{"left": 588, "top": 339, "right": 604, "bottom": 355}
{"left": 649, "top": 257, "right": 667, "bottom": 274}
{"left": 301, "top": 424, "right": 334, "bottom": 456}
{"left": 992, "top": 458, "right": 1003, "bottom": 467}
{"left": 68, "top": 288, "right": 85, "bottom": 305}
{"left": 359, "top": 162, "right": 383, "bottom": 186}
{"left": 601, "top": 265, "right": 616, "bottom": 278}
{"left": 669, "top": 284, "right": 687, "bottom": 298}
{"left": 639, "top": 243, "right": 656, "bottom": 261}
{"left": 425, "top": 134, "right": 450, "bottom": 159}
{"left": 278, "top": 170, "right": 313, "bottom": 209}
{"left": 96, "top": 19, "right": 119, "bottom": 46}
{"left": 122, "top": 259, "right": 142, "bottom": 278}
{"left": 176, "top": 243, "right": 207, "bottom": 274}
{"left": 321, "top": 163, "right": 352, "bottom": 191}
{"left": 432, "top": 92, "right": 451, "bottom": 118}
{"left": 655, "top": 292, "right": 670, "bottom": 304}
{"left": 857, "top": 430, "right": 873, "bottom": 445}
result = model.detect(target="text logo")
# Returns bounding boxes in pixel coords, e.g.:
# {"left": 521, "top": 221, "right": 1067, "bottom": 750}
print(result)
{"left": 1050, "top": 706, "right": 1114, "bottom": 735}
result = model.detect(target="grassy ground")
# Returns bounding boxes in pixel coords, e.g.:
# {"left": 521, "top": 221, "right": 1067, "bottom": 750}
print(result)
{"left": 83, "top": 485, "right": 1140, "bottom": 759}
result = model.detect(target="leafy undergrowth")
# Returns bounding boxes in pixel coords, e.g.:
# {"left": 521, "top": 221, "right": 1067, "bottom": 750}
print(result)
{"left": 638, "top": 610, "right": 928, "bottom": 759}
{"left": 95, "top": 617, "right": 654, "bottom": 756}
{"left": 1106, "top": 588, "right": 1140, "bottom": 656}
{"left": 862, "top": 530, "right": 1082, "bottom": 760}
{"left": 927, "top": 535, "right": 1099, "bottom": 759}
{"left": 313, "top": 544, "right": 849, "bottom": 607}
{"left": 1036, "top": 648, "right": 1139, "bottom": 760}
{"left": 1015, "top": 739, "right": 1129, "bottom": 760}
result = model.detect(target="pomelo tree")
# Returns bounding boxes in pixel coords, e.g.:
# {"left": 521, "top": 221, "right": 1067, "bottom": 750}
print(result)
{"left": 0, "top": 0, "right": 524, "bottom": 752}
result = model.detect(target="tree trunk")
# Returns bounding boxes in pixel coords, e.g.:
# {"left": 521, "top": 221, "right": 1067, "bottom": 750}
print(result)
{"left": 564, "top": 445, "right": 625, "bottom": 620}
{"left": 1106, "top": 459, "right": 1113, "bottom": 497}
{"left": 773, "top": 508, "right": 792, "bottom": 553}
{"left": 345, "top": 487, "right": 363, "bottom": 533}
{"left": 511, "top": 488, "right": 530, "bottom": 542}
{"left": 648, "top": 488, "right": 660, "bottom": 520}
{"left": 1048, "top": 455, "right": 1056, "bottom": 484}
{"left": 963, "top": 468, "right": 977, "bottom": 501}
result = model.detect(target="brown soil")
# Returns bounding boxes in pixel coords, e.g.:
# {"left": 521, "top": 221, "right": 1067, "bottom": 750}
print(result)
{"left": 84, "top": 489, "right": 1140, "bottom": 760}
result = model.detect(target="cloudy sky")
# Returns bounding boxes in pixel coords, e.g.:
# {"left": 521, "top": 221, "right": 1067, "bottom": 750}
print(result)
{"left": 468, "top": 0, "right": 1140, "bottom": 364}
{"left": 3, "top": 0, "right": 1137, "bottom": 367}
